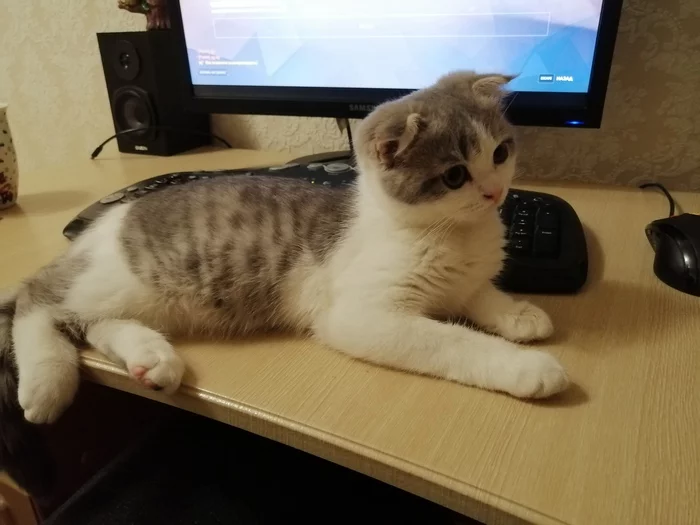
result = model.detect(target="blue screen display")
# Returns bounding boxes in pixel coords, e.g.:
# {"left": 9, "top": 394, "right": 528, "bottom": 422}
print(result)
{"left": 181, "top": 0, "right": 604, "bottom": 94}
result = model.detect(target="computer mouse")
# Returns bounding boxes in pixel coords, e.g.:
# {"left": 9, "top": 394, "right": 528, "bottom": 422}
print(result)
{"left": 645, "top": 214, "right": 700, "bottom": 296}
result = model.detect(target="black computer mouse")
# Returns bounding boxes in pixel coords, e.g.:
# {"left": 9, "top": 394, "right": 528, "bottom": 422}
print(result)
{"left": 645, "top": 214, "right": 700, "bottom": 296}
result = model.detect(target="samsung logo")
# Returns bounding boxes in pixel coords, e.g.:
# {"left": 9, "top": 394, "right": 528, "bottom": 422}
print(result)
{"left": 134, "top": 145, "right": 149, "bottom": 151}
{"left": 349, "top": 104, "right": 375, "bottom": 113}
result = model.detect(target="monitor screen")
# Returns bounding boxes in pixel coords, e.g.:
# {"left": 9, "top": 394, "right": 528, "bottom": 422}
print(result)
{"left": 182, "top": 0, "right": 602, "bottom": 94}
{"left": 172, "top": 0, "right": 623, "bottom": 127}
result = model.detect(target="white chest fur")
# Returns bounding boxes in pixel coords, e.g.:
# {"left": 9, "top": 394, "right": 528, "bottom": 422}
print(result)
{"left": 328, "top": 207, "right": 506, "bottom": 318}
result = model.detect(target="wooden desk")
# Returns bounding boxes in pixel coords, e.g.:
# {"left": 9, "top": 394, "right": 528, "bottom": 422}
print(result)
{"left": 1, "top": 149, "right": 699, "bottom": 525}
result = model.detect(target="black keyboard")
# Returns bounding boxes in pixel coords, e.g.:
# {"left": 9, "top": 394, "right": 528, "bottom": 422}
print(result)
{"left": 63, "top": 162, "right": 588, "bottom": 294}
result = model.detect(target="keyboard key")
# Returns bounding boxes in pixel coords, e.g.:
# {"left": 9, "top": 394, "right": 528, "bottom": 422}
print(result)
{"left": 511, "top": 225, "right": 532, "bottom": 237}
{"left": 99, "top": 191, "right": 125, "bottom": 204}
{"left": 512, "top": 216, "right": 533, "bottom": 227}
{"left": 516, "top": 205, "right": 536, "bottom": 218}
{"left": 533, "top": 228, "right": 559, "bottom": 257}
{"left": 324, "top": 163, "right": 352, "bottom": 174}
{"left": 537, "top": 208, "right": 560, "bottom": 229}
{"left": 508, "top": 237, "right": 531, "bottom": 254}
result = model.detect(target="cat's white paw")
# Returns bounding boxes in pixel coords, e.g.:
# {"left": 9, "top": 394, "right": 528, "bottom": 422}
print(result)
{"left": 19, "top": 360, "right": 80, "bottom": 424}
{"left": 495, "top": 302, "right": 554, "bottom": 342}
{"left": 498, "top": 349, "right": 569, "bottom": 398}
{"left": 126, "top": 338, "right": 184, "bottom": 394}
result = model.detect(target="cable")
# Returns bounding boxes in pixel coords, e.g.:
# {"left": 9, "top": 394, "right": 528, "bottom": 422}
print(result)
{"left": 90, "top": 126, "right": 232, "bottom": 159}
{"left": 639, "top": 182, "right": 675, "bottom": 217}
{"left": 345, "top": 118, "right": 354, "bottom": 156}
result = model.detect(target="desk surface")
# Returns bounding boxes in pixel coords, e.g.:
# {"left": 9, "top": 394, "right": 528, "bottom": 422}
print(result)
{"left": 1, "top": 149, "right": 699, "bottom": 525}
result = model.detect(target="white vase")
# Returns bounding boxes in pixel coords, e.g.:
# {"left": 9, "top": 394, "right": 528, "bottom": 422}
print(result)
{"left": 0, "top": 103, "right": 19, "bottom": 210}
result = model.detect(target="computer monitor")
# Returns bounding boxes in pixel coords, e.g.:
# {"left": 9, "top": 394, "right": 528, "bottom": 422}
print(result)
{"left": 170, "top": 0, "right": 623, "bottom": 128}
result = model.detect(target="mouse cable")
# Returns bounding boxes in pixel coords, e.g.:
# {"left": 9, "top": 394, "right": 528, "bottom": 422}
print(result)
{"left": 90, "top": 126, "right": 232, "bottom": 160}
{"left": 639, "top": 182, "right": 675, "bottom": 217}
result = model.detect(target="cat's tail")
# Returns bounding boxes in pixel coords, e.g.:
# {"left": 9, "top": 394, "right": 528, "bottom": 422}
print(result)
{"left": 0, "top": 287, "right": 55, "bottom": 501}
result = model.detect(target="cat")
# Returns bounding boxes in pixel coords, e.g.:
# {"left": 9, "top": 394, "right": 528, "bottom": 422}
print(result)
{"left": 0, "top": 71, "right": 568, "bottom": 437}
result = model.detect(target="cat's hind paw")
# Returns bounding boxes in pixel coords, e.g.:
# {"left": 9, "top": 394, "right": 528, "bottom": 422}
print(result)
{"left": 127, "top": 340, "right": 184, "bottom": 394}
{"left": 19, "top": 359, "right": 80, "bottom": 424}
{"left": 495, "top": 301, "right": 554, "bottom": 342}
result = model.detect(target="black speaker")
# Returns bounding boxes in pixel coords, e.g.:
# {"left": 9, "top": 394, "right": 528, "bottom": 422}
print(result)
{"left": 97, "top": 31, "right": 210, "bottom": 156}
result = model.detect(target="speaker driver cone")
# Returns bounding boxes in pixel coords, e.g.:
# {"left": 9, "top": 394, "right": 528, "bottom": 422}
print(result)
{"left": 112, "top": 86, "right": 157, "bottom": 141}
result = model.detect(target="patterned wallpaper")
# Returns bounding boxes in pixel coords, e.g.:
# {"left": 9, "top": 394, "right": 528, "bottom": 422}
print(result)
{"left": 0, "top": 1, "right": 698, "bottom": 189}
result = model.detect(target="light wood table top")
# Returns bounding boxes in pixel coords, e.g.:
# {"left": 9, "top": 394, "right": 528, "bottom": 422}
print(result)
{"left": 1, "top": 149, "right": 699, "bottom": 525}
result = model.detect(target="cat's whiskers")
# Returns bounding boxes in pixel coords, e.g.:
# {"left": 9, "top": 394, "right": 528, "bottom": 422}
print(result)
{"left": 416, "top": 216, "right": 450, "bottom": 244}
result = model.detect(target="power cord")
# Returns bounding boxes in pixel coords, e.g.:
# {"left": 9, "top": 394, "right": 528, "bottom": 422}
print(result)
{"left": 90, "top": 126, "right": 233, "bottom": 159}
{"left": 345, "top": 117, "right": 354, "bottom": 156}
{"left": 639, "top": 182, "right": 675, "bottom": 217}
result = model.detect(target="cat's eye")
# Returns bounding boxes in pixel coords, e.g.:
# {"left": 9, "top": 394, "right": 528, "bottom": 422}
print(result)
{"left": 441, "top": 165, "right": 471, "bottom": 190}
{"left": 493, "top": 141, "right": 510, "bottom": 165}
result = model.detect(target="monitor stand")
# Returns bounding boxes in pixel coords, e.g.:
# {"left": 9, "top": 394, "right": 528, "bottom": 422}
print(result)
{"left": 291, "top": 150, "right": 353, "bottom": 165}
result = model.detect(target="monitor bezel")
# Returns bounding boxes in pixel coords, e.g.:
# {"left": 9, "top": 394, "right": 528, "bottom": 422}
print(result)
{"left": 170, "top": 0, "right": 623, "bottom": 128}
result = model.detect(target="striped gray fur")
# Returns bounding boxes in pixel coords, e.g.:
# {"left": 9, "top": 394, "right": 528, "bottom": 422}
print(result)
{"left": 121, "top": 176, "right": 354, "bottom": 334}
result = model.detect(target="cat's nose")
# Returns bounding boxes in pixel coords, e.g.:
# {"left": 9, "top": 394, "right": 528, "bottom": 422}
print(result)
{"left": 483, "top": 187, "right": 504, "bottom": 203}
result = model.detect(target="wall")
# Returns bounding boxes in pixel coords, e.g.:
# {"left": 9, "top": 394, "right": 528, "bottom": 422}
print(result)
{"left": 0, "top": 1, "right": 698, "bottom": 189}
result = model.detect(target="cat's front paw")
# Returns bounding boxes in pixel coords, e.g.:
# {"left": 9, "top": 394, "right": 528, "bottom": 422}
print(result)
{"left": 495, "top": 301, "right": 553, "bottom": 342}
{"left": 127, "top": 339, "right": 185, "bottom": 394}
{"left": 499, "top": 349, "right": 569, "bottom": 399}
{"left": 19, "top": 359, "right": 80, "bottom": 424}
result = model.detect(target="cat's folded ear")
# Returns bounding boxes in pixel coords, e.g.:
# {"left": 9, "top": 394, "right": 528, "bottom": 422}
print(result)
{"left": 375, "top": 113, "right": 425, "bottom": 169}
{"left": 437, "top": 71, "right": 515, "bottom": 103}
{"left": 472, "top": 74, "right": 516, "bottom": 98}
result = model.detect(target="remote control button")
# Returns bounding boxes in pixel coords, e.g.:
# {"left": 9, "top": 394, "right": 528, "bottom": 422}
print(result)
{"left": 322, "top": 180, "right": 332, "bottom": 186}
{"left": 144, "top": 184, "right": 158, "bottom": 190}
{"left": 324, "top": 162, "right": 351, "bottom": 174}
{"left": 126, "top": 185, "right": 139, "bottom": 192}
{"left": 168, "top": 173, "right": 182, "bottom": 179}
{"left": 306, "top": 163, "right": 324, "bottom": 171}
{"left": 201, "top": 175, "right": 210, "bottom": 179}
{"left": 188, "top": 174, "right": 199, "bottom": 180}
{"left": 269, "top": 163, "right": 299, "bottom": 171}
{"left": 99, "top": 191, "right": 125, "bottom": 204}
{"left": 154, "top": 178, "right": 167, "bottom": 184}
